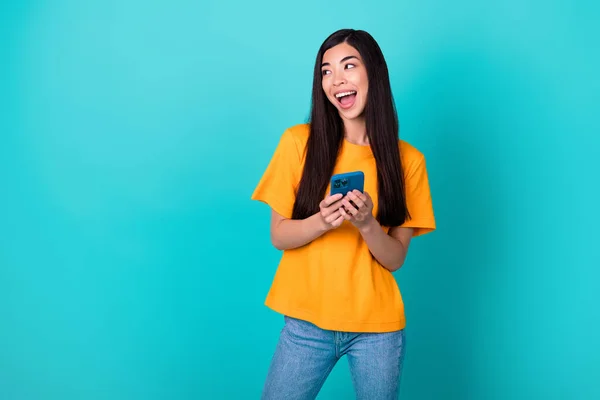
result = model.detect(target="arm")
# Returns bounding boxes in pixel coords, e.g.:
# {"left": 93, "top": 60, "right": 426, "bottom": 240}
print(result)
{"left": 358, "top": 220, "right": 413, "bottom": 272}
{"left": 339, "top": 190, "right": 413, "bottom": 272}
{"left": 270, "top": 211, "right": 328, "bottom": 250}
{"left": 270, "top": 193, "right": 345, "bottom": 250}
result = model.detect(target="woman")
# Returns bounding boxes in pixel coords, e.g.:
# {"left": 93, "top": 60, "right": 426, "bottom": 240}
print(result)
{"left": 251, "top": 28, "right": 436, "bottom": 400}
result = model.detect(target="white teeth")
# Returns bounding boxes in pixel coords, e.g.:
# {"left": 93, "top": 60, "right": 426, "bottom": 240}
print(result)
{"left": 335, "top": 91, "right": 356, "bottom": 98}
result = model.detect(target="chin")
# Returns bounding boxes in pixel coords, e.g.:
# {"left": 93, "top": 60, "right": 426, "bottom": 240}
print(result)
{"left": 340, "top": 106, "right": 365, "bottom": 121}
{"left": 340, "top": 112, "right": 361, "bottom": 121}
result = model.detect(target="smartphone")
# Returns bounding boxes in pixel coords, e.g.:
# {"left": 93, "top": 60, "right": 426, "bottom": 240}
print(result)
{"left": 330, "top": 171, "right": 364, "bottom": 196}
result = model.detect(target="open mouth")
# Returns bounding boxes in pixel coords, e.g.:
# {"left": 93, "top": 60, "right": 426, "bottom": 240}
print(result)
{"left": 335, "top": 90, "right": 357, "bottom": 109}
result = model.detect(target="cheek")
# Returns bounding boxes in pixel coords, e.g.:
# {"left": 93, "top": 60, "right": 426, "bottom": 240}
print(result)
{"left": 322, "top": 82, "right": 335, "bottom": 103}
{"left": 357, "top": 71, "right": 368, "bottom": 90}
{"left": 360, "top": 81, "right": 368, "bottom": 101}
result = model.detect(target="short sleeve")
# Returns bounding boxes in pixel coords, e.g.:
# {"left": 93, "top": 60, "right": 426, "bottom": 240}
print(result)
{"left": 400, "top": 154, "right": 436, "bottom": 237}
{"left": 251, "top": 129, "right": 302, "bottom": 219}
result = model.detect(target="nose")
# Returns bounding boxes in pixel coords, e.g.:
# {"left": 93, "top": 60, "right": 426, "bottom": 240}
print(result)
{"left": 333, "top": 74, "right": 346, "bottom": 86}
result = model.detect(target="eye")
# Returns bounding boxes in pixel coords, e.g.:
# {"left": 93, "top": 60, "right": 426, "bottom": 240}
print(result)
{"left": 345, "top": 63, "right": 356, "bottom": 69}
{"left": 321, "top": 69, "right": 331, "bottom": 76}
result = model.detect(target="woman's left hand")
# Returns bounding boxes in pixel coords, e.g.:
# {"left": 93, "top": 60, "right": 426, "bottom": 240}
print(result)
{"left": 339, "top": 190, "right": 374, "bottom": 229}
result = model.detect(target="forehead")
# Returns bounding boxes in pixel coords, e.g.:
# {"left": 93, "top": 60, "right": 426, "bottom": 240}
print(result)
{"left": 322, "top": 42, "right": 361, "bottom": 63}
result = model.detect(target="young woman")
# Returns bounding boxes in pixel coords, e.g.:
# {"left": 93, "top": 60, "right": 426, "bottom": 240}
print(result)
{"left": 251, "top": 29, "right": 436, "bottom": 400}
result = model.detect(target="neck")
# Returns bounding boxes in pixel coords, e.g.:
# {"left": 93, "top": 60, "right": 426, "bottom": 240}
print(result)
{"left": 342, "top": 116, "right": 368, "bottom": 145}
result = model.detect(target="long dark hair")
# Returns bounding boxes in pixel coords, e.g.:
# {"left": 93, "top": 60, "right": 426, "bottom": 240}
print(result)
{"left": 291, "top": 29, "right": 410, "bottom": 227}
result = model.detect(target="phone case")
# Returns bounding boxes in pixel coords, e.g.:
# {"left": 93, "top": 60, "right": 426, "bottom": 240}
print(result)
{"left": 330, "top": 171, "right": 364, "bottom": 196}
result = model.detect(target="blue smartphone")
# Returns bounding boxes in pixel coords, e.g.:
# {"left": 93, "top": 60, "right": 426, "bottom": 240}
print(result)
{"left": 330, "top": 171, "right": 364, "bottom": 196}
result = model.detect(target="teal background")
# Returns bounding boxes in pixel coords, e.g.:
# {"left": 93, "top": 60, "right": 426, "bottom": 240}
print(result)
{"left": 1, "top": 1, "right": 598, "bottom": 399}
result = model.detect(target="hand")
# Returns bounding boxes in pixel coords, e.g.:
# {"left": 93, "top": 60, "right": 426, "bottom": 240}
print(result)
{"left": 318, "top": 193, "right": 345, "bottom": 231}
{"left": 339, "top": 190, "right": 374, "bottom": 229}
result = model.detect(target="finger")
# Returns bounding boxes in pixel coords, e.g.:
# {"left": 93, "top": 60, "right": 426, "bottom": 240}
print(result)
{"left": 321, "top": 200, "right": 342, "bottom": 217}
{"left": 339, "top": 207, "right": 349, "bottom": 220}
{"left": 339, "top": 206, "right": 353, "bottom": 220}
{"left": 342, "top": 199, "right": 359, "bottom": 216}
{"left": 322, "top": 193, "right": 343, "bottom": 207}
{"left": 347, "top": 192, "right": 365, "bottom": 209}
{"left": 361, "top": 191, "right": 373, "bottom": 208}
{"left": 331, "top": 199, "right": 345, "bottom": 209}
{"left": 325, "top": 210, "right": 341, "bottom": 223}
{"left": 332, "top": 214, "right": 345, "bottom": 227}
{"left": 324, "top": 199, "right": 344, "bottom": 216}
{"left": 353, "top": 190, "right": 368, "bottom": 204}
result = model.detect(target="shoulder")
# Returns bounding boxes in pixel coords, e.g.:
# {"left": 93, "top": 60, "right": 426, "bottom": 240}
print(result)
{"left": 398, "top": 139, "right": 427, "bottom": 175}
{"left": 399, "top": 139, "right": 425, "bottom": 163}
{"left": 279, "top": 123, "right": 310, "bottom": 159}
{"left": 283, "top": 123, "right": 310, "bottom": 145}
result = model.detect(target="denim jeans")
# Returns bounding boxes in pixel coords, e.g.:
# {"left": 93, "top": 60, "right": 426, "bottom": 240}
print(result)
{"left": 261, "top": 316, "right": 407, "bottom": 400}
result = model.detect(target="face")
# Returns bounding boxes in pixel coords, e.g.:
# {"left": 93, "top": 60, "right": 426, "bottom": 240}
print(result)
{"left": 321, "top": 42, "right": 368, "bottom": 121}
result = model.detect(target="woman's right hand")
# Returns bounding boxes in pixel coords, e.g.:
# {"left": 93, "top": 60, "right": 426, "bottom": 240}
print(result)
{"left": 318, "top": 193, "right": 345, "bottom": 231}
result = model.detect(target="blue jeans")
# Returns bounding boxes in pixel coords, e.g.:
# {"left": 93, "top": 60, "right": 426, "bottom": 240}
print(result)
{"left": 261, "top": 316, "right": 407, "bottom": 400}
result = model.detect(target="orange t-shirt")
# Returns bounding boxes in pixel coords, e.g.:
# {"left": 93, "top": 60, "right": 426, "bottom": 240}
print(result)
{"left": 251, "top": 123, "right": 436, "bottom": 332}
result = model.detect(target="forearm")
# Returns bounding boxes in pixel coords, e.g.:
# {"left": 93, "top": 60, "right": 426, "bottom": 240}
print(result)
{"left": 271, "top": 212, "right": 327, "bottom": 250}
{"left": 359, "top": 219, "right": 408, "bottom": 272}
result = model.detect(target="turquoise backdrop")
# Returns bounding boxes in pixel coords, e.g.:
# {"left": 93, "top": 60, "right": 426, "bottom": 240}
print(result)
{"left": 1, "top": 1, "right": 598, "bottom": 399}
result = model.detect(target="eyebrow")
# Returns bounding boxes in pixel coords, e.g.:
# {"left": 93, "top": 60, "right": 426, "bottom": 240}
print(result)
{"left": 321, "top": 55, "right": 359, "bottom": 67}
